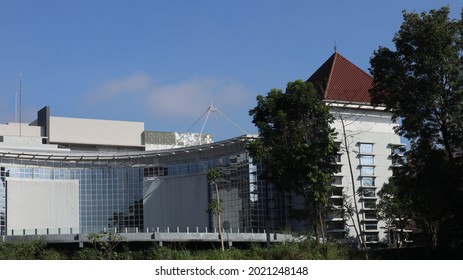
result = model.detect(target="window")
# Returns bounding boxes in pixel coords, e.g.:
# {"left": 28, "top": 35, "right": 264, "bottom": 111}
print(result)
{"left": 360, "top": 155, "right": 374, "bottom": 165}
{"left": 359, "top": 143, "right": 373, "bottom": 154}
{"left": 364, "top": 211, "right": 377, "bottom": 220}
{"left": 364, "top": 232, "right": 379, "bottom": 242}
{"left": 364, "top": 222, "right": 378, "bottom": 231}
{"left": 360, "top": 166, "right": 374, "bottom": 176}
{"left": 361, "top": 177, "right": 375, "bottom": 186}
{"left": 331, "top": 198, "right": 343, "bottom": 207}
{"left": 332, "top": 176, "right": 343, "bottom": 185}
{"left": 331, "top": 187, "right": 343, "bottom": 197}
{"left": 363, "top": 200, "right": 376, "bottom": 209}
{"left": 362, "top": 188, "right": 376, "bottom": 198}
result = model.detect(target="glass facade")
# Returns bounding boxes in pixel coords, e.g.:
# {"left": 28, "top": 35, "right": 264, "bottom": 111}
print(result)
{"left": 1, "top": 166, "right": 144, "bottom": 234}
{"left": 0, "top": 136, "right": 287, "bottom": 235}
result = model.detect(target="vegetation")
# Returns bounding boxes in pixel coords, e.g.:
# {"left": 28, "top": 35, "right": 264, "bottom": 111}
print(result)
{"left": 0, "top": 238, "right": 349, "bottom": 260}
{"left": 248, "top": 80, "right": 338, "bottom": 242}
{"left": 370, "top": 6, "right": 463, "bottom": 252}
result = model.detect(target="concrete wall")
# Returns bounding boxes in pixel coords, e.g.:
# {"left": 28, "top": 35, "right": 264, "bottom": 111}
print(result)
{"left": 6, "top": 178, "right": 79, "bottom": 234}
{"left": 0, "top": 123, "right": 42, "bottom": 137}
{"left": 143, "top": 174, "right": 209, "bottom": 230}
{"left": 49, "top": 116, "right": 144, "bottom": 147}
{"left": 331, "top": 107, "right": 402, "bottom": 243}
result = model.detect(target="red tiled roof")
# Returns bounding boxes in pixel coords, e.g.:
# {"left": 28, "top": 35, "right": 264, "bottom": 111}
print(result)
{"left": 307, "top": 52, "right": 372, "bottom": 103}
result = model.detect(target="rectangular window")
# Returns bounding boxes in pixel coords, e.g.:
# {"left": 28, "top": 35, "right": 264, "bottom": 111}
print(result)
{"left": 361, "top": 177, "right": 375, "bottom": 186}
{"left": 364, "top": 232, "right": 379, "bottom": 242}
{"left": 364, "top": 211, "right": 377, "bottom": 220}
{"left": 331, "top": 198, "right": 343, "bottom": 207}
{"left": 360, "top": 155, "right": 374, "bottom": 165}
{"left": 363, "top": 200, "right": 376, "bottom": 209}
{"left": 360, "top": 166, "right": 375, "bottom": 176}
{"left": 359, "top": 143, "right": 373, "bottom": 154}
{"left": 365, "top": 222, "right": 378, "bottom": 231}
{"left": 363, "top": 188, "right": 376, "bottom": 198}
{"left": 331, "top": 187, "right": 343, "bottom": 197}
{"left": 332, "top": 176, "right": 343, "bottom": 185}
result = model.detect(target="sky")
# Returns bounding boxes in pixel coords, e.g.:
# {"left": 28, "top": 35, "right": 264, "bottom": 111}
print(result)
{"left": 0, "top": 0, "right": 462, "bottom": 141}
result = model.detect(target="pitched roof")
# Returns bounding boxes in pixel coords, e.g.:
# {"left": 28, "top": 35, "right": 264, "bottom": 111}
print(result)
{"left": 307, "top": 52, "right": 372, "bottom": 103}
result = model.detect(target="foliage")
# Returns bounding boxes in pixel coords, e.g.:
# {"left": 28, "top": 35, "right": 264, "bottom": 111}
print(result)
{"left": 0, "top": 240, "right": 66, "bottom": 260}
{"left": 87, "top": 231, "right": 127, "bottom": 260}
{"left": 248, "top": 80, "right": 338, "bottom": 240}
{"left": 369, "top": 6, "right": 463, "bottom": 251}
{"left": 369, "top": 6, "right": 463, "bottom": 161}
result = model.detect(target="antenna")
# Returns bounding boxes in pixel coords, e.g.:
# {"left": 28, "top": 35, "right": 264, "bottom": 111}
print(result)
{"left": 14, "top": 89, "right": 18, "bottom": 123}
{"left": 19, "top": 73, "right": 22, "bottom": 137}
{"left": 334, "top": 41, "right": 337, "bottom": 53}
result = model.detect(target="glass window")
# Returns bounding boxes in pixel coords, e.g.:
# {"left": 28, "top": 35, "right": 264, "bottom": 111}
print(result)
{"left": 360, "top": 155, "right": 374, "bottom": 165}
{"left": 365, "top": 222, "right": 378, "bottom": 230}
{"left": 331, "top": 187, "right": 343, "bottom": 196}
{"left": 363, "top": 188, "right": 376, "bottom": 198}
{"left": 364, "top": 211, "right": 377, "bottom": 220}
{"left": 365, "top": 232, "right": 379, "bottom": 242}
{"left": 332, "top": 176, "right": 343, "bottom": 185}
{"left": 361, "top": 177, "right": 375, "bottom": 186}
{"left": 359, "top": 143, "right": 373, "bottom": 154}
{"left": 360, "top": 166, "right": 374, "bottom": 176}
{"left": 363, "top": 200, "right": 376, "bottom": 209}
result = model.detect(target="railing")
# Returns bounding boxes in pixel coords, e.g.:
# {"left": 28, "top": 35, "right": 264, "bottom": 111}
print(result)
{"left": 2, "top": 226, "right": 276, "bottom": 236}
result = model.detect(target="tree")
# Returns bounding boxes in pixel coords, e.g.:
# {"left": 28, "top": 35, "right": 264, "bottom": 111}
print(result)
{"left": 87, "top": 231, "right": 126, "bottom": 260}
{"left": 248, "top": 80, "right": 338, "bottom": 242}
{"left": 369, "top": 6, "right": 463, "bottom": 163}
{"left": 369, "top": 6, "right": 463, "bottom": 251}
{"left": 207, "top": 168, "right": 225, "bottom": 251}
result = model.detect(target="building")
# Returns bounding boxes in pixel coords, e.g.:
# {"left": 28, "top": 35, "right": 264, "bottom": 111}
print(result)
{"left": 0, "top": 52, "right": 403, "bottom": 247}
{"left": 309, "top": 52, "right": 404, "bottom": 244}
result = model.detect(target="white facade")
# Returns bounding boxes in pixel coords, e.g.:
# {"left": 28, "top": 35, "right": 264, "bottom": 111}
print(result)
{"left": 328, "top": 102, "right": 402, "bottom": 244}
{"left": 6, "top": 178, "right": 79, "bottom": 235}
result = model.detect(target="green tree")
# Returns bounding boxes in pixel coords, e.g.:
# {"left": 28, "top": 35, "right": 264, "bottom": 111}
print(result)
{"left": 369, "top": 6, "right": 463, "bottom": 163}
{"left": 369, "top": 6, "right": 463, "bottom": 251}
{"left": 248, "top": 80, "right": 338, "bottom": 241}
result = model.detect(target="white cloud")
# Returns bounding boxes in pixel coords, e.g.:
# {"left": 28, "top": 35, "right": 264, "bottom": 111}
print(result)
{"left": 84, "top": 73, "right": 254, "bottom": 120}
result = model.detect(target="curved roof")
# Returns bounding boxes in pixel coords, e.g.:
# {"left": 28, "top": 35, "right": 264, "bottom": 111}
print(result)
{"left": 0, "top": 134, "right": 256, "bottom": 167}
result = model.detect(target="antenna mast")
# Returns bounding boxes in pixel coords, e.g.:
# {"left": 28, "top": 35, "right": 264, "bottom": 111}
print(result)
{"left": 19, "top": 73, "right": 22, "bottom": 137}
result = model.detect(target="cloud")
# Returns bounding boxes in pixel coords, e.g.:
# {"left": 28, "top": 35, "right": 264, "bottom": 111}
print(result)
{"left": 86, "top": 72, "right": 153, "bottom": 100}
{"left": 84, "top": 73, "right": 255, "bottom": 120}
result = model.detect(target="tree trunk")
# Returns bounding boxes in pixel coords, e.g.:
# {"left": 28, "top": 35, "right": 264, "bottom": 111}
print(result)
{"left": 215, "top": 182, "right": 225, "bottom": 251}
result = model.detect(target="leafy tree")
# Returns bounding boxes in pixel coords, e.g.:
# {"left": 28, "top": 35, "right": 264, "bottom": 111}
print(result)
{"left": 248, "top": 80, "right": 338, "bottom": 241}
{"left": 369, "top": 6, "right": 463, "bottom": 163}
{"left": 369, "top": 6, "right": 463, "bottom": 250}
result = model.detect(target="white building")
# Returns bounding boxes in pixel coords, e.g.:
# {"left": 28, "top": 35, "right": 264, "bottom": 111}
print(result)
{"left": 308, "top": 52, "right": 403, "bottom": 244}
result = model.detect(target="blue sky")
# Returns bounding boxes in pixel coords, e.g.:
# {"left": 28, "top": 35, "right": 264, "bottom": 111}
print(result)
{"left": 0, "top": 1, "right": 461, "bottom": 141}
